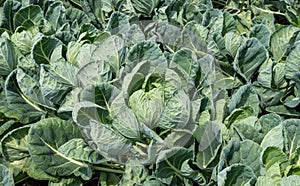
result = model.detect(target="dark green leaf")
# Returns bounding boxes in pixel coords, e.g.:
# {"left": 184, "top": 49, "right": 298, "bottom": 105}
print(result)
{"left": 13, "top": 5, "right": 43, "bottom": 30}
{"left": 0, "top": 37, "right": 18, "bottom": 76}
{"left": 233, "top": 38, "right": 268, "bottom": 81}
{"left": 27, "top": 118, "right": 92, "bottom": 180}
{"left": 156, "top": 147, "right": 193, "bottom": 179}
{"left": 0, "top": 0, "right": 22, "bottom": 31}
{"left": 194, "top": 122, "right": 222, "bottom": 169}
{"left": 270, "top": 26, "right": 298, "bottom": 62}
{"left": 58, "top": 138, "right": 104, "bottom": 164}
{"left": 285, "top": 44, "right": 300, "bottom": 80}
{"left": 31, "top": 36, "right": 61, "bottom": 64}
{"left": 1, "top": 125, "right": 30, "bottom": 162}
{"left": 218, "top": 164, "right": 256, "bottom": 186}
{"left": 227, "top": 84, "right": 260, "bottom": 116}
{"left": 4, "top": 70, "right": 44, "bottom": 123}
{"left": 125, "top": 41, "right": 167, "bottom": 74}
{"left": 106, "top": 11, "right": 129, "bottom": 35}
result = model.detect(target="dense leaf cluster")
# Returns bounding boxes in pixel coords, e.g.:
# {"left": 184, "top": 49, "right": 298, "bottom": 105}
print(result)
{"left": 0, "top": 0, "right": 299, "bottom": 185}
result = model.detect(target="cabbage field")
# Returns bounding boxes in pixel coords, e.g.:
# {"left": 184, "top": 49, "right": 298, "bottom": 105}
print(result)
{"left": 0, "top": 0, "right": 299, "bottom": 185}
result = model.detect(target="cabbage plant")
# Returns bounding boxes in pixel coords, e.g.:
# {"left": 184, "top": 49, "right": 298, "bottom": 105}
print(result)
{"left": 0, "top": 0, "right": 299, "bottom": 185}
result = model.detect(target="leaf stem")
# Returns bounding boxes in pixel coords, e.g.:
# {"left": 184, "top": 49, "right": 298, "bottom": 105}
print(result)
{"left": 14, "top": 175, "right": 30, "bottom": 185}
{"left": 19, "top": 89, "right": 47, "bottom": 114}
{"left": 254, "top": 7, "right": 285, "bottom": 15}
{"left": 164, "top": 158, "right": 183, "bottom": 180}
{"left": 100, "top": 162, "right": 124, "bottom": 169}
{"left": 92, "top": 166, "right": 124, "bottom": 174}
{"left": 135, "top": 141, "right": 148, "bottom": 148}
{"left": 133, "top": 145, "right": 147, "bottom": 157}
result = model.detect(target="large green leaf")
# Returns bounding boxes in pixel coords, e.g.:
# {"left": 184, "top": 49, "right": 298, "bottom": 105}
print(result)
{"left": 72, "top": 103, "right": 136, "bottom": 163}
{"left": 106, "top": 11, "right": 129, "bottom": 35}
{"left": 255, "top": 163, "right": 281, "bottom": 186}
{"left": 234, "top": 11, "right": 252, "bottom": 35}
{"left": 254, "top": 86, "right": 286, "bottom": 108}
{"left": 31, "top": 36, "right": 61, "bottom": 64}
{"left": 181, "top": 22, "right": 208, "bottom": 55}
{"left": 249, "top": 24, "right": 271, "bottom": 48}
{"left": 273, "top": 63, "right": 287, "bottom": 89}
{"left": 130, "top": 0, "right": 159, "bottom": 16}
{"left": 119, "top": 161, "right": 148, "bottom": 185}
{"left": 227, "top": 84, "right": 260, "bottom": 116}
{"left": 79, "top": 84, "right": 114, "bottom": 123}
{"left": 13, "top": 5, "right": 43, "bottom": 30}
{"left": 222, "top": 11, "right": 236, "bottom": 34}
{"left": 49, "top": 61, "right": 78, "bottom": 86}
{"left": 0, "top": 164, "right": 14, "bottom": 186}
{"left": 194, "top": 122, "right": 222, "bottom": 169}
{"left": 164, "top": 128, "right": 194, "bottom": 149}
{"left": 261, "top": 125, "right": 284, "bottom": 149}
{"left": 80, "top": 84, "right": 114, "bottom": 106}
{"left": 155, "top": 147, "right": 193, "bottom": 179}
{"left": 76, "top": 61, "right": 113, "bottom": 87}
{"left": 72, "top": 101, "right": 105, "bottom": 127}
{"left": 27, "top": 118, "right": 92, "bottom": 180}
{"left": 265, "top": 105, "right": 300, "bottom": 117}
{"left": 282, "top": 119, "right": 300, "bottom": 159}
{"left": 218, "top": 139, "right": 262, "bottom": 176}
{"left": 121, "top": 68, "right": 146, "bottom": 99}
{"left": 0, "top": 0, "right": 22, "bottom": 31}
{"left": 70, "top": 43, "right": 96, "bottom": 67}
{"left": 218, "top": 164, "right": 256, "bottom": 186}
{"left": 224, "top": 32, "right": 245, "bottom": 57}
{"left": 80, "top": 0, "right": 104, "bottom": 28}
{"left": 16, "top": 66, "right": 55, "bottom": 110}
{"left": 23, "top": 157, "right": 59, "bottom": 182}
{"left": 57, "top": 88, "right": 81, "bottom": 118}
{"left": 4, "top": 70, "right": 44, "bottom": 123}
{"left": 44, "top": 1, "right": 66, "bottom": 33}
{"left": 66, "top": 7, "right": 90, "bottom": 28}
{"left": 170, "top": 48, "right": 200, "bottom": 83}
{"left": 0, "top": 126, "right": 29, "bottom": 178}
{"left": 233, "top": 38, "right": 268, "bottom": 82}
{"left": 261, "top": 146, "right": 289, "bottom": 173}
{"left": 125, "top": 41, "right": 167, "bottom": 74}
{"left": 58, "top": 138, "right": 104, "bottom": 164}
{"left": 82, "top": 120, "right": 136, "bottom": 163}
{"left": 232, "top": 117, "right": 263, "bottom": 144}
{"left": 224, "top": 106, "right": 255, "bottom": 127}
{"left": 270, "top": 26, "right": 298, "bottom": 62}
{"left": 257, "top": 59, "right": 273, "bottom": 88}
{"left": 90, "top": 35, "right": 124, "bottom": 73}
{"left": 0, "top": 120, "right": 20, "bottom": 140}
{"left": 261, "top": 119, "right": 300, "bottom": 165}
{"left": 124, "top": 24, "right": 145, "bottom": 46}
{"left": 257, "top": 113, "right": 282, "bottom": 135}
{"left": 111, "top": 94, "right": 141, "bottom": 140}
{"left": 256, "top": 176, "right": 277, "bottom": 186}
{"left": 0, "top": 37, "right": 18, "bottom": 76}
{"left": 285, "top": 44, "right": 300, "bottom": 80}
{"left": 39, "top": 65, "right": 72, "bottom": 105}
{"left": 203, "top": 9, "right": 223, "bottom": 35}
{"left": 0, "top": 125, "right": 30, "bottom": 162}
